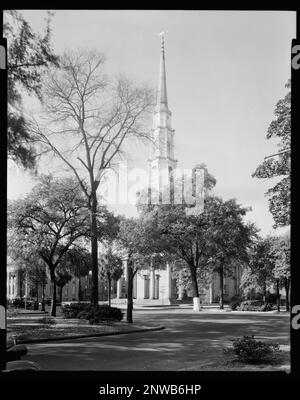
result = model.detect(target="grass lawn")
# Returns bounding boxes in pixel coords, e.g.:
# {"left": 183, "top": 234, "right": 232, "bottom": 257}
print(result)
{"left": 7, "top": 313, "right": 160, "bottom": 344}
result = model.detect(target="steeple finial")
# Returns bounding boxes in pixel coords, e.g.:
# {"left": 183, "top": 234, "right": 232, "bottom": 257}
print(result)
{"left": 159, "top": 31, "right": 166, "bottom": 52}
{"left": 157, "top": 31, "right": 168, "bottom": 108}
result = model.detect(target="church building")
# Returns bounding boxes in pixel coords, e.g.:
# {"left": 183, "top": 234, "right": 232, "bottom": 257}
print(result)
{"left": 114, "top": 33, "right": 241, "bottom": 305}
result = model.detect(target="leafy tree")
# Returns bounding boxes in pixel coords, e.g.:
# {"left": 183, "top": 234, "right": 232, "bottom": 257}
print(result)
{"left": 142, "top": 202, "right": 209, "bottom": 311}
{"left": 31, "top": 50, "right": 154, "bottom": 305}
{"left": 117, "top": 218, "right": 160, "bottom": 323}
{"left": 64, "top": 246, "right": 92, "bottom": 302}
{"left": 56, "top": 269, "right": 73, "bottom": 304}
{"left": 99, "top": 247, "right": 123, "bottom": 307}
{"left": 4, "top": 10, "right": 59, "bottom": 169}
{"left": 7, "top": 233, "right": 48, "bottom": 308}
{"left": 8, "top": 175, "right": 91, "bottom": 316}
{"left": 204, "top": 198, "right": 257, "bottom": 309}
{"left": 241, "top": 236, "right": 277, "bottom": 304}
{"left": 141, "top": 194, "right": 253, "bottom": 311}
{"left": 271, "top": 233, "right": 290, "bottom": 311}
{"left": 26, "top": 260, "right": 48, "bottom": 310}
{"left": 252, "top": 80, "right": 291, "bottom": 228}
{"left": 172, "top": 260, "right": 210, "bottom": 301}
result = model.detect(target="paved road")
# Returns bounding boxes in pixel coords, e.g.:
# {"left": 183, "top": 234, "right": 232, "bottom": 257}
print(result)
{"left": 24, "top": 308, "right": 290, "bottom": 370}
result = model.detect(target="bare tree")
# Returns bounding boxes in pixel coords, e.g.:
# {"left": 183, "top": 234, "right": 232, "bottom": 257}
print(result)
{"left": 30, "top": 50, "right": 155, "bottom": 305}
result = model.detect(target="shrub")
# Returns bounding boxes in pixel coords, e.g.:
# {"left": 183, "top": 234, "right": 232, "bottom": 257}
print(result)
{"left": 229, "top": 295, "right": 243, "bottom": 311}
{"left": 40, "top": 316, "right": 55, "bottom": 326}
{"left": 225, "top": 335, "right": 280, "bottom": 363}
{"left": 237, "top": 300, "right": 276, "bottom": 312}
{"left": 61, "top": 303, "right": 123, "bottom": 323}
{"left": 266, "top": 293, "right": 278, "bottom": 305}
{"left": 238, "top": 300, "right": 262, "bottom": 311}
{"left": 12, "top": 298, "right": 25, "bottom": 308}
{"left": 258, "top": 303, "right": 274, "bottom": 312}
{"left": 61, "top": 303, "right": 87, "bottom": 318}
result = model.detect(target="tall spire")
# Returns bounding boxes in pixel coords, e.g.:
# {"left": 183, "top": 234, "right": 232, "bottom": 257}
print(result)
{"left": 157, "top": 31, "right": 168, "bottom": 109}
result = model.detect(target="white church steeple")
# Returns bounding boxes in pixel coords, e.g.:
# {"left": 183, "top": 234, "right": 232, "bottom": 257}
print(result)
{"left": 148, "top": 32, "right": 177, "bottom": 204}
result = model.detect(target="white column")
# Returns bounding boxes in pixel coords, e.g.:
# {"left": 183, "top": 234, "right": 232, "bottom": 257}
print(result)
{"left": 209, "top": 283, "right": 213, "bottom": 304}
{"left": 166, "top": 263, "right": 172, "bottom": 300}
{"left": 117, "top": 278, "right": 122, "bottom": 299}
{"left": 177, "top": 284, "right": 183, "bottom": 300}
{"left": 150, "top": 267, "right": 155, "bottom": 299}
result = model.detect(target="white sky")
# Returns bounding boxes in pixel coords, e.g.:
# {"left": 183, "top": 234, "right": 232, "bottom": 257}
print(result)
{"left": 7, "top": 10, "right": 295, "bottom": 236}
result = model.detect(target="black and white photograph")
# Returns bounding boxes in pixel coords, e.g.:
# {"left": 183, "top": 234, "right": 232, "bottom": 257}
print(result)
{"left": 1, "top": 9, "right": 294, "bottom": 374}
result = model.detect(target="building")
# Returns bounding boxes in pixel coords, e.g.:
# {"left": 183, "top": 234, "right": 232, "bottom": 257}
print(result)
{"left": 114, "top": 33, "right": 241, "bottom": 306}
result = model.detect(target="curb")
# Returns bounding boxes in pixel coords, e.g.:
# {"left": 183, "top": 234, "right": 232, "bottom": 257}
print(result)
{"left": 15, "top": 325, "right": 165, "bottom": 345}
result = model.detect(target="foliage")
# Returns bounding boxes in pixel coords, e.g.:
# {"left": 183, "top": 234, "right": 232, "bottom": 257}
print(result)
{"left": 62, "top": 246, "right": 92, "bottom": 279}
{"left": 99, "top": 248, "right": 123, "bottom": 282}
{"left": 117, "top": 217, "right": 161, "bottom": 271}
{"left": 265, "top": 293, "right": 278, "bottom": 305}
{"left": 117, "top": 217, "right": 161, "bottom": 322}
{"left": 55, "top": 269, "right": 73, "bottom": 290}
{"left": 140, "top": 195, "right": 254, "bottom": 307}
{"left": 61, "top": 303, "right": 123, "bottom": 323}
{"left": 4, "top": 10, "right": 59, "bottom": 169}
{"left": 7, "top": 175, "right": 91, "bottom": 316}
{"left": 225, "top": 335, "right": 280, "bottom": 363}
{"left": 11, "top": 298, "right": 25, "bottom": 309}
{"left": 271, "top": 233, "right": 290, "bottom": 282}
{"left": 26, "top": 261, "right": 48, "bottom": 289}
{"left": 8, "top": 175, "right": 90, "bottom": 268}
{"left": 241, "top": 236, "right": 277, "bottom": 300}
{"left": 252, "top": 80, "right": 291, "bottom": 228}
{"left": 237, "top": 300, "right": 274, "bottom": 312}
{"left": 229, "top": 295, "right": 243, "bottom": 311}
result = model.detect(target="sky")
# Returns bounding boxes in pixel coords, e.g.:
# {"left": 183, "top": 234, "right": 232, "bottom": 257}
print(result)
{"left": 7, "top": 10, "right": 295, "bottom": 236}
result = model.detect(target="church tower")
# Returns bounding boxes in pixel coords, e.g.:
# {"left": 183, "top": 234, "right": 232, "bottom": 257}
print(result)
{"left": 148, "top": 33, "right": 177, "bottom": 204}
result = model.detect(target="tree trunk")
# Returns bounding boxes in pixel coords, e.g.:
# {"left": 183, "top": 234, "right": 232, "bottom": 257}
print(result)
{"left": 49, "top": 268, "right": 57, "bottom": 317}
{"left": 108, "top": 276, "right": 111, "bottom": 307}
{"left": 262, "top": 282, "right": 267, "bottom": 304}
{"left": 19, "top": 270, "right": 23, "bottom": 300}
{"left": 285, "top": 277, "right": 290, "bottom": 312}
{"left": 41, "top": 283, "right": 45, "bottom": 312}
{"left": 59, "top": 287, "right": 63, "bottom": 304}
{"left": 78, "top": 275, "right": 82, "bottom": 302}
{"left": 127, "top": 262, "right": 134, "bottom": 323}
{"left": 189, "top": 265, "right": 200, "bottom": 311}
{"left": 36, "top": 282, "right": 39, "bottom": 310}
{"left": 276, "top": 279, "right": 280, "bottom": 313}
{"left": 90, "top": 190, "right": 99, "bottom": 306}
{"left": 219, "top": 264, "right": 224, "bottom": 310}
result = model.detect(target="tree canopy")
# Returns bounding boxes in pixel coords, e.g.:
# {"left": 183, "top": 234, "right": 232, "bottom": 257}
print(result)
{"left": 7, "top": 175, "right": 113, "bottom": 315}
{"left": 5, "top": 10, "right": 59, "bottom": 169}
{"left": 252, "top": 80, "right": 291, "bottom": 228}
